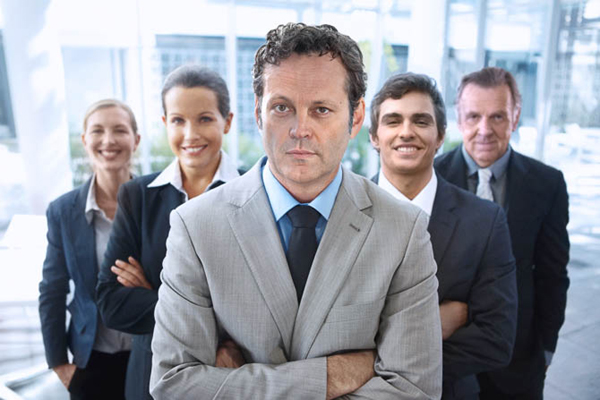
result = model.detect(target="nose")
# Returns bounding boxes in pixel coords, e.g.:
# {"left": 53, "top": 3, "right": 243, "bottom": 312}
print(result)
{"left": 477, "top": 117, "right": 493, "bottom": 136}
{"left": 103, "top": 130, "right": 117, "bottom": 145}
{"left": 289, "top": 113, "right": 312, "bottom": 139}
{"left": 184, "top": 121, "right": 197, "bottom": 139}
{"left": 398, "top": 120, "right": 415, "bottom": 140}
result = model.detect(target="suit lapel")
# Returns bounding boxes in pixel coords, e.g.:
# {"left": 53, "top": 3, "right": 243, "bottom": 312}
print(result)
{"left": 68, "top": 179, "right": 97, "bottom": 296}
{"left": 226, "top": 163, "right": 298, "bottom": 357}
{"left": 428, "top": 177, "right": 458, "bottom": 299}
{"left": 428, "top": 177, "right": 458, "bottom": 267}
{"left": 157, "top": 182, "right": 185, "bottom": 210}
{"left": 291, "top": 170, "right": 373, "bottom": 360}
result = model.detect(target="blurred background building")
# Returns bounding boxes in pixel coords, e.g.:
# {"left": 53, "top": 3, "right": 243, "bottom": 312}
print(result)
{"left": 0, "top": 0, "right": 599, "bottom": 399}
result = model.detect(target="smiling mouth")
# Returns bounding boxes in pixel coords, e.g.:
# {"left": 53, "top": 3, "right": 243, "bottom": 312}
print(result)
{"left": 182, "top": 145, "right": 207, "bottom": 155}
{"left": 393, "top": 146, "right": 420, "bottom": 153}
{"left": 99, "top": 149, "right": 121, "bottom": 158}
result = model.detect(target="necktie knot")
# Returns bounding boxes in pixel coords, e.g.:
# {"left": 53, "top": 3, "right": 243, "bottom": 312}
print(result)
{"left": 287, "top": 205, "right": 320, "bottom": 228}
{"left": 476, "top": 168, "right": 494, "bottom": 201}
{"left": 478, "top": 168, "right": 493, "bottom": 183}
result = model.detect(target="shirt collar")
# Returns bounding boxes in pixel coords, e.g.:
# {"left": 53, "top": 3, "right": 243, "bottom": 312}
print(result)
{"left": 147, "top": 150, "right": 239, "bottom": 198}
{"left": 262, "top": 160, "right": 342, "bottom": 222}
{"left": 461, "top": 143, "right": 511, "bottom": 180}
{"left": 84, "top": 174, "right": 101, "bottom": 224}
{"left": 377, "top": 169, "right": 437, "bottom": 216}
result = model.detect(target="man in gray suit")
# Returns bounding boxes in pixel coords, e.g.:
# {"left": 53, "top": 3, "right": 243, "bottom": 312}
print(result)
{"left": 151, "top": 23, "right": 442, "bottom": 399}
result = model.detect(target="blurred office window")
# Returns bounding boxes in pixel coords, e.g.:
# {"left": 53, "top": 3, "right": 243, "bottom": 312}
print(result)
{"left": 443, "top": 0, "right": 548, "bottom": 153}
{"left": 154, "top": 34, "right": 265, "bottom": 170}
{"left": 546, "top": 0, "right": 600, "bottom": 198}
{"left": 444, "top": 0, "right": 479, "bottom": 122}
{"left": 236, "top": 38, "right": 266, "bottom": 168}
{"left": 0, "top": 32, "right": 14, "bottom": 140}
{"left": 15, "top": 0, "right": 417, "bottom": 188}
{"left": 552, "top": 1, "right": 600, "bottom": 131}
{"left": 443, "top": 0, "right": 600, "bottom": 167}
{"left": 62, "top": 47, "right": 135, "bottom": 185}
{"left": 0, "top": 29, "right": 22, "bottom": 234}
{"left": 484, "top": 0, "right": 548, "bottom": 155}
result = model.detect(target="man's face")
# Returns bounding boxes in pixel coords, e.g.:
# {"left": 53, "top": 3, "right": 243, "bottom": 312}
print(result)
{"left": 457, "top": 83, "right": 520, "bottom": 168}
{"left": 256, "top": 53, "right": 364, "bottom": 200}
{"left": 370, "top": 92, "right": 443, "bottom": 180}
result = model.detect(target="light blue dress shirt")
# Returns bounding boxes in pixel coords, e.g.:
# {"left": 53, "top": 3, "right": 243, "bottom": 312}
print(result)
{"left": 462, "top": 144, "right": 511, "bottom": 209}
{"left": 261, "top": 159, "right": 342, "bottom": 252}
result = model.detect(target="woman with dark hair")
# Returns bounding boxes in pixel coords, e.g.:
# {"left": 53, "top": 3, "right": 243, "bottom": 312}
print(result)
{"left": 96, "top": 65, "right": 240, "bottom": 400}
{"left": 39, "top": 99, "right": 140, "bottom": 399}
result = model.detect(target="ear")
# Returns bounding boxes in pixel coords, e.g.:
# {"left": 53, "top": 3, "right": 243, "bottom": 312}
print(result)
{"left": 162, "top": 115, "right": 167, "bottom": 127}
{"left": 254, "top": 96, "right": 262, "bottom": 130}
{"left": 369, "top": 132, "right": 380, "bottom": 152}
{"left": 134, "top": 133, "right": 141, "bottom": 151}
{"left": 223, "top": 112, "right": 234, "bottom": 135}
{"left": 350, "top": 98, "right": 366, "bottom": 139}
{"left": 436, "top": 133, "right": 445, "bottom": 151}
{"left": 81, "top": 133, "right": 87, "bottom": 147}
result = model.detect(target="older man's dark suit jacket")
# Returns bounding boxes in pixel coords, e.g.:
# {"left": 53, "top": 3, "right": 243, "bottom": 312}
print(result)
{"left": 96, "top": 173, "right": 184, "bottom": 400}
{"left": 435, "top": 147, "right": 570, "bottom": 394}
{"left": 373, "top": 173, "right": 517, "bottom": 399}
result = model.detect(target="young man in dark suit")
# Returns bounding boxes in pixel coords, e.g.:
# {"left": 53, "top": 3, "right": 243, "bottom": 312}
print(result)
{"left": 435, "top": 66, "right": 570, "bottom": 399}
{"left": 370, "top": 72, "right": 518, "bottom": 400}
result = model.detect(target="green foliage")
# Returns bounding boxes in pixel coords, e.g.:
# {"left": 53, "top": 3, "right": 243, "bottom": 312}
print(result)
{"left": 149, "top": 123, "right": 174, "bottom": 172}
{"left": 237, "top": 133, "right": 265, "bottom": 170}
{"left": 343, "top": 126, "right": 372, "bottom": 175}
{"left": 442, "top": 139, "right": 462, "bottom": 153}
{"left": 69, "top": 134, "right": 92, "bottom": 187}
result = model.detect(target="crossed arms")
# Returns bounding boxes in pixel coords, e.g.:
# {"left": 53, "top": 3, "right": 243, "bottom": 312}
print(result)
{"left": 150, "top": 208, "right": 442, "bottom": 399}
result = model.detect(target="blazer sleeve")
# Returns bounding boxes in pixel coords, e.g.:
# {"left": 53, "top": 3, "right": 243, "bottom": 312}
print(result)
{"left": 442, "top": 207, "right": 518, "bottom": 381}
{"left": 345, "top": 211, "right": 443, "bottom": 399}
{"left": 38, "top": 202, "right": 70, "bottom": 368}
{"left": 533, "top": 171, "right": 570, "bottom": 353}
{"left": 96, "top": 183, "right": 158, "bottom": 334}
{"left": 150, "top": 209, "right": 329, "bottom": 400}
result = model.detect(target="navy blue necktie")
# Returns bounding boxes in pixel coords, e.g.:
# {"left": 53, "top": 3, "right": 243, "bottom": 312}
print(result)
{"left": 286, "top": 205, "right": 320, "bottom": 302}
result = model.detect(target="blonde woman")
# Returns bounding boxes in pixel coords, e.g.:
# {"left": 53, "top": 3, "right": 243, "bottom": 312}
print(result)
{"left": 39, "top": 99, "right": 140, "bottom": 399}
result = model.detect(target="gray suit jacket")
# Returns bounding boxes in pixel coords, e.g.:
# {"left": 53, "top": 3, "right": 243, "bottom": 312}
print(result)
{"left": 150, "top": 159, "right": 443, "bottom": 399}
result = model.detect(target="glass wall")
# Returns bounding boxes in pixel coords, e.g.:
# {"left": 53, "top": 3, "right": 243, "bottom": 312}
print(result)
{"left": 0, "top": 32, "right": 13, "bottom": 140}
{"left": 1, "top": 0, "right": 599, "bottom": 395}
{"left": 0, "top": 0, "right": 417, "bottom": 379}
{"left": 444, "top": 0, "right": 550, "bottom": 152}
{"left": 29, "top": 0, "right": 417, "bottom": 190}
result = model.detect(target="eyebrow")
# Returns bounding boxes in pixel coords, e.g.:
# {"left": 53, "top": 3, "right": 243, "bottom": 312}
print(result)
{"left": 267, "top": 96, "right": 339, "bottom": 108}
{"left": 312, "top": 100, "right": 339, "bottom": 108}
{"left": 267, "top": 95, "right": 292, "bottom": 105}
{"left": 381, "top": 112, "right": 403, "bottom": 123}
{"left": 411, "top": 113, "right": 434, "bottom": 121}
{"left": 381, "top": 112, "right": 434, "bottom": 122}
